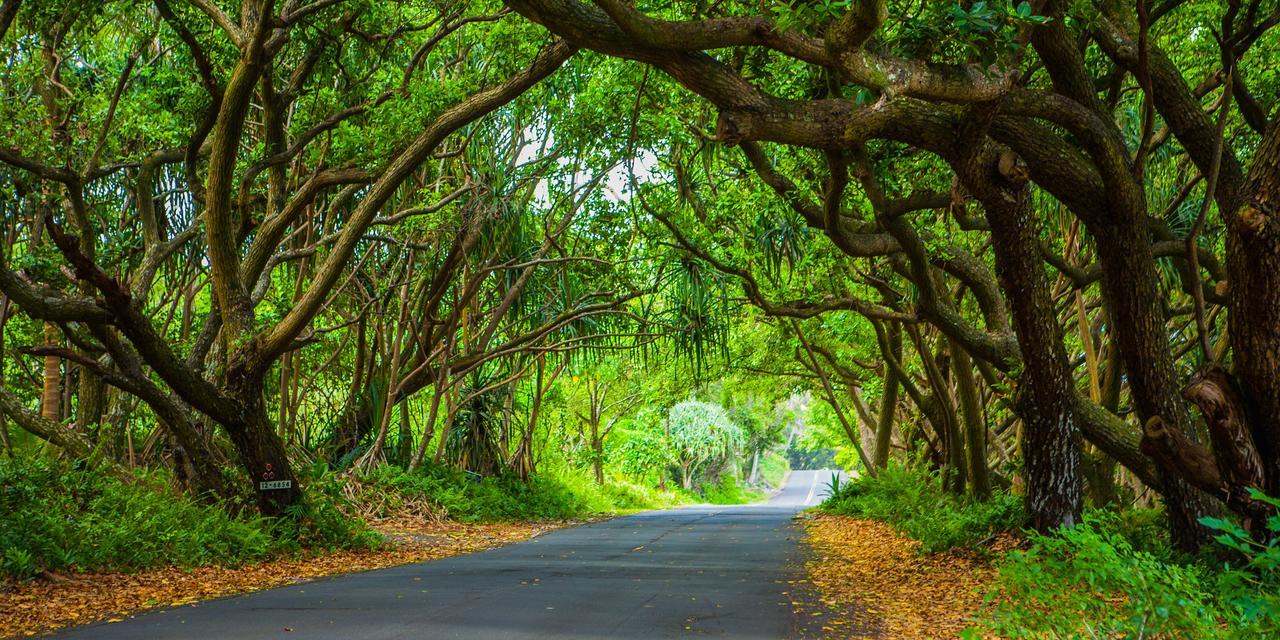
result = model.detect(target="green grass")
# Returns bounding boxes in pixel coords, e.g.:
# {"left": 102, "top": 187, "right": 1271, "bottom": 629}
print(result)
{"left": 697, "top": 471, "right": 765, "bottom": 504}
{"left": 758, "top": 451, "right": 790, "bottom": 489}
{"left": 819, "top": 464, "right": 1024, "bottom": 552}
{"left": 0, "top": 458, "right": 376, "bottom": 581}
{"left": 347, "top": 464, "right": 687, "bottom": 522}
{"left": 971, "top": 510, "right": 1280, "bottom": 639}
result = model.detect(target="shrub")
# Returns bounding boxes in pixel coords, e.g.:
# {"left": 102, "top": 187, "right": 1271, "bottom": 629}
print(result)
{"left": 0, "top": 458, "right": 380, "bottom": 581}
{"left": 978, "top": 512, "right": 1221, "bottom": 639}
{"left": 820, "top": 464, "right": 1024, "bottom": 552}
{"left": 347, "top": 464, "right": 683, "bottom": 523}
{"left": 974, "top": 500, "right": 1280, "bottom": 639}
{"left": 0, "top": 458, "right": 272, "bottom": 580}
{"left": 757, "top": 450, "right": 790, "bottom": 489}
{"left": 698, "top": 471, "right": 763, "bottom": 505}
{"left": 1201, "top": 490, "right": 1280, "bottom": 636}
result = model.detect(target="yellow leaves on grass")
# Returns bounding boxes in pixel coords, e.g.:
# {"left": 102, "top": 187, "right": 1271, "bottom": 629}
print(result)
{"left": 0, "top": 520, "right": 561, "bottom": 638}
{"left": 798, "top": 514, "right": 1010, "bottom": 639}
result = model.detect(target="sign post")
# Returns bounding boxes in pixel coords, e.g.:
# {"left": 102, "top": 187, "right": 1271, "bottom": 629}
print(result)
{"left": 258, "top": 463, "right": 292, "bottom": 491}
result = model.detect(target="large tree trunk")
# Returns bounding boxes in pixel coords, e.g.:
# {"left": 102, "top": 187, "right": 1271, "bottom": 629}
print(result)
{"left": 226, "top": 371, "right": 298, "bottom": 516}
{"left": 1091, "top": 214, "right": 1219, "bottom": 550}
{"left": 1228, "top": 124, "right": 1280, "bottom": 495}
{"left": 959, "top": 148, "right": 1082, "bottom": 531}
{"left": 77, "top": 367, "right": 104, "bottom": 432}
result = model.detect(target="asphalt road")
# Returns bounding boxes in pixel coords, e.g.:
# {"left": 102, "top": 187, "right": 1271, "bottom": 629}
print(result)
{"left": 55, "top": 469, "right": 847, "bottom": 639}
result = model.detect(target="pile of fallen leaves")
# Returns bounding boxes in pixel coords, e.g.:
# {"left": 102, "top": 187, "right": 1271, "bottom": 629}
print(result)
{"left": 796, "top": 513, "right": 1017, "bottom": 639}
{"left": 0, "top": 520, "right": 563, "bottom": 638}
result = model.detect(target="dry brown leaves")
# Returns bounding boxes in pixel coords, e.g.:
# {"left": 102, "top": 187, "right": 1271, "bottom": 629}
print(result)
{"left": 0, "top": 520, "right": 566, "bottom": 638}
{"left": 797, "top": 514, "right": 1016, "bottom": 639}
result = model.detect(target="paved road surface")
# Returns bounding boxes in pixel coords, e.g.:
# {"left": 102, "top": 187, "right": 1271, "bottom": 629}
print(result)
{"left": 56, "top": 469, "right": 847, "bottom": 639}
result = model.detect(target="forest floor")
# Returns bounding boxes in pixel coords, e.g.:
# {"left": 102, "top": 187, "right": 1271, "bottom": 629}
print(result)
{"left": 0, "top": 519, "right": 572, "bottom": 638}
{"left": 795, "top": 513, "right": 1017, "bottom": 639}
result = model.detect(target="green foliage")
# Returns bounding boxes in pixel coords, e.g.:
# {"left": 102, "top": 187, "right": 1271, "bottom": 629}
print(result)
{"left": 820, "top": 464, "right": 1024, "bottom": 552}
{"left": 1200, "top": 490, "right": 1280, "bottom": 635}
{"left": 668, "top": 399, "right": 744, "bottom": 483}
{"left": 978, "top": 513, "right": 1220, "bottom": 639}
{"left": 698, "top": 471, "right": 764, "bottom": 505}
{"left": 0, "top": 459, "right": 273, "bottom": 580}
{"left": 352, "top": 464, "right": 683, "bottom": 522}
{"left": 614, "top": 426, "right": 675, "bottom": 481}
{"left": 974, "top": 500, "right": 1280, "bottom": 639}
{"left": 0, "top": 458, "right": 379, "bottom": 581}
{"left": 758, "top": 450, "right": 790, "bottom": 489}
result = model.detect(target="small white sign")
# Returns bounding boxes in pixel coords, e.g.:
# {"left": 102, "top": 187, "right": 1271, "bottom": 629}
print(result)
{"left": 259, "top": 480, "right": 293, "bottom": 490}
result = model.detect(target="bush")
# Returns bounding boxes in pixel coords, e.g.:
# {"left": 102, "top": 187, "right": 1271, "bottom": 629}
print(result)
{"left": 698, "top": 471, "right": 764, "bottom": 505}
{"left": 0, "top": 458, "right": 272, "bottom": 580}
{"left": 973, "top": 500, "right": 1280, "bottom": 639}
{"left": 0, "top": 458, "right": 380, "bottom": 581}
{"left": 349, "top": 464, "right": 683, "bottom": 522}
{"left": 757, "top": 450, "right": 790, "bottom": 489}
{"left": 1200, "top": 490, "right": 1280, "bottom": 637}
{"left": 820, "top": 464, "right": 1024, "bottom": 552}
{"left": 978, "top": 512, "right": 1222, "bottom": 639}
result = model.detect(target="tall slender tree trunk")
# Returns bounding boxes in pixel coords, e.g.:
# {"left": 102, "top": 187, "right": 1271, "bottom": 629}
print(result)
{"left": 397, "top": 399, "right": 412, "bottom": 467}
{"left": 0, "top": 294, "right": 11, "bottom": 458}
{"left": 40, "top": 322, "right": 60, "bottom": 422}
{"left": 592, "top": 420, "right": 604, "bottom": 486}
{"left": 912, "top": 327, "right": 964, "bottom": 493}
{"left": 873, "top": 323, "right": 902, "bottom": 469}
{"left": 951, "top": 338, "right": 991, "bottom": 498}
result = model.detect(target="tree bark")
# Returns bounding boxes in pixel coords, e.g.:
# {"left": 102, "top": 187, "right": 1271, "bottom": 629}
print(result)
{"left": 958, "top": 147, "right": 1082, "bottom": 531}
{"left": 1228, "top": 124, "right": 1280, "bottom": 494}
{"left": 40, "top": 323, "right": 61, "bottom": 421}
{"left": 951, "top": 338, "right": 991, "bottom": 498}
{"left": 872, "top": 322, "right": 901, "bottom": 469}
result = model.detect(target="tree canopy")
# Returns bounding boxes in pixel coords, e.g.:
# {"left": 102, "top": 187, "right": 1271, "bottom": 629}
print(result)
{"left": 1, "top": 0, "right": 1278, "bottom": 559}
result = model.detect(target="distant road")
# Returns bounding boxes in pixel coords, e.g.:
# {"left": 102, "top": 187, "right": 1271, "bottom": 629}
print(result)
{"left": 56, "top": 470, "right": 847, "bottom": 639}
{"left": 771, "top": 468, "right": 847, "bottom": 508}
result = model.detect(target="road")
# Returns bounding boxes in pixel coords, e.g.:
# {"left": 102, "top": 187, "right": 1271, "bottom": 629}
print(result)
{"left": 55, "top": 469, "right": 847, "bottom": 639}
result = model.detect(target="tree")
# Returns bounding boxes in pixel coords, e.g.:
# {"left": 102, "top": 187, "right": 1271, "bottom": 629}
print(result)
{"left": 668, "top": 399, "right": 743, "bottom": 490}
{"left": 501, "top": 0, "right": 1280, "bottom": 547}
{"left": 0, "top": 0, "right": 573, "bottom": 514}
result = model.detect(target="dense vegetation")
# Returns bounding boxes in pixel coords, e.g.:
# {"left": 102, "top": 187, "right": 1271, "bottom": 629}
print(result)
{"left": 823, "top": 466, "right": 1280, "bottom": 636}
{"left": 1, "top": 0, "right": 1279, "bottom": 635}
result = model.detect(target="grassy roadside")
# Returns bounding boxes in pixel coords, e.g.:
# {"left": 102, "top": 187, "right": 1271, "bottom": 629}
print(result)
{"left": 0, "top": 520, "right": 563, "bottom": 638}
{"left": 0, "top": 458, "right": 770, "bottom": 637}
{"left": 799, "top": 466, "right": 1280, "bottom": 639}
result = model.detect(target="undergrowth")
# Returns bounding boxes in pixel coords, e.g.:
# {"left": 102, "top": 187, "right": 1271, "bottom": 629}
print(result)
{"left": 757, "top": 451, "right": 790, "bottom": 489}
{"left": 698, "top": 471, "right": 765, "bottom": 504}
{"left": 820, "top": 464, "right": 1024, "bottom": 552}
{"left": 972, "top": 503, "right": 1280, "bottom": 639}
{"left": 0, "top": 458, "right": 373, "bottom": 581}
{"left": 342, "top": 464, "right": 687, "bottom": 522}
{"left": 2, "top": 455, "right": 753, "bottom": 582}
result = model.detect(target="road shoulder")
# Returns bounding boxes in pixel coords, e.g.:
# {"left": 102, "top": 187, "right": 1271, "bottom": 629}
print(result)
{"left": 0, "top": 520, "right": 571, "bottom": 638}
{"left": 792, "top": 513, "right": 1005, "bottom": 639}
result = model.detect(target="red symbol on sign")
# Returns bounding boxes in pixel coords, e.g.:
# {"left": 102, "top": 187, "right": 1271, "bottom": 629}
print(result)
{"left": 265, "top": 464, "right": 273, "bottom": 471}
